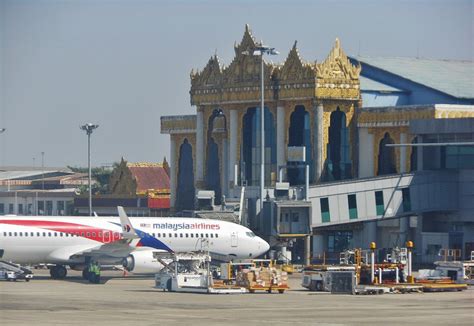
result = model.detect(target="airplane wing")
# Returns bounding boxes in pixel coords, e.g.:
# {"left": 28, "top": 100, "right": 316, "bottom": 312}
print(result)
{"left": 47, "top": 241, "right": 136, "bottom": 262}
{"left": 47, "top": 206, "right": 147, "bottom": 262}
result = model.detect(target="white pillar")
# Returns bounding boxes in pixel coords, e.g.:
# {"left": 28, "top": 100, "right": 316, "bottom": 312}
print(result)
{"left": 276, "top": 106, "right": 285, "bottom": 180}
{"left": 400, "top": 133, "right": 407, "bottom": 173}
{"left": 222, "top": 138, "right": 228, "bottom": 197}
{"left": 169, "top": 137, "right": 177, "bottom": 208}
{"left": 358, "top": 128, "right": 374, "bottom": 177}
{"left": 196, "top": 109, "right": 204, "bottom": 185}
{"left": 314, "top": 103, "right": 324, "bottom": 182}
{"left": 229, "top": 109, "right": 238, "bottom": 192}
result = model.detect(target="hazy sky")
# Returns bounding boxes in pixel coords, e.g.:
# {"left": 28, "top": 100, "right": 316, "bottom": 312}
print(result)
{"left": 0, "top": 0, "right": 472, "bottom": 167}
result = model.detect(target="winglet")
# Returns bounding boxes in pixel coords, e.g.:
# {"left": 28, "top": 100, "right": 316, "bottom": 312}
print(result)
{"left": 118, "top": 206, "right": 139, "bottom": 239}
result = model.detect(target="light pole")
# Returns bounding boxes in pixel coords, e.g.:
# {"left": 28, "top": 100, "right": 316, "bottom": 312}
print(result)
{"left": 80, "top": 123, "right": 99, "bottom": 216}
{"left": 0, "top": 129, "right": 5, "bottom": 167}
{"left": 41, "top": 151, "right": 45, "bottom": 190}
{"left": 245, "top": 44, "right": 278, "bottom": 210}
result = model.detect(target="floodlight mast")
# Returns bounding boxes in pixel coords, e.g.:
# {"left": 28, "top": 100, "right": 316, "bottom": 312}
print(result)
{"left": 249, "top": 44, "right": 278, "bottom": 211}
{"left": 80, "top": 123, "right": 99, "bottom": 216}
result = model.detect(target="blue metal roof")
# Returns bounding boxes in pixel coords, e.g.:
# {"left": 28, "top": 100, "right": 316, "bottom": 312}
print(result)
{"left": 352, "top": 56, "right": 474, "bottom": 99}
{"left": 359, "top": 76, "right": 404, "bottom": 92}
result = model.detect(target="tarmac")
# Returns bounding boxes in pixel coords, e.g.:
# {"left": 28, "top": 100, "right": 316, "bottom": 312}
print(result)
{"left": 0, "top": 269, "right": 473, "bottom": 326}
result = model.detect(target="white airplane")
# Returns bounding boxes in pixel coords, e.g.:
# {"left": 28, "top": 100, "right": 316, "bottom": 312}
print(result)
{"left": 0, "top": 207, "right": 269, "bottom": 279}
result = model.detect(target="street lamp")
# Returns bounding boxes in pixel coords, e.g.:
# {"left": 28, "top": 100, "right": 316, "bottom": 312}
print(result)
{"left": 244, "top": 44, "right": 278, "bottom": 211}
{"left": 80, "top": 123, "right": 99, "bottom": 216}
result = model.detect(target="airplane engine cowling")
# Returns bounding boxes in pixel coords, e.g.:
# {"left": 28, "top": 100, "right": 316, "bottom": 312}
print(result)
{"left": 122, "top": 250, "right": 164, "bottom": 274}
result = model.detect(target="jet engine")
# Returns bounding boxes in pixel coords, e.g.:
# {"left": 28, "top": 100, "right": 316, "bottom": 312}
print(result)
{"left": 122, "top": 250, "right": 164, "bottom": 274}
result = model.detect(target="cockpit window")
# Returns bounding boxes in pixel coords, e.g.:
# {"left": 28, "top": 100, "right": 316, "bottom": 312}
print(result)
{"left": 246, "top": 231, "right": 256, "bottom": 237}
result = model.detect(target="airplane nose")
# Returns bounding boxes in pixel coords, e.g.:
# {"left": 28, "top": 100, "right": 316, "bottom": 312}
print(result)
{"left": 259, "top": 238, "right": 270, "bottom": 255}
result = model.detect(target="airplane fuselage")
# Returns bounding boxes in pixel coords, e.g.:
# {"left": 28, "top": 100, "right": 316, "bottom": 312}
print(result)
{"left": 0, "top": 216, "right": 269, "bottom": 267}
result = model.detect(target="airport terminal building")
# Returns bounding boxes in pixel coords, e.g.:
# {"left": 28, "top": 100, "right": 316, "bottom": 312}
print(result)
{"left": 161, "top": 25, "right": 474, "bottom": 265}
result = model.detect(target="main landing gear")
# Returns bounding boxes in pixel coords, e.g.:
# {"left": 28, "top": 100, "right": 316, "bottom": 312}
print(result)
{"left": 50, "top": 265, "right": 67, "bottom": 279}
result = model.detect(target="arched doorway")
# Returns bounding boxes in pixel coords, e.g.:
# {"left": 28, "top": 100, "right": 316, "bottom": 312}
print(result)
{"left": 327, "top": 107, "right": 351, "bottom": 180}
{"left": 205, "top": 109, "right": 226, "bottom": 204}
{"left": 176, "top": 139, "right": 195, "bottom": 211}
{"left": 241, "top": 107, "right": 276, "bottom": 187}
{"left": 288, "top": 106, "right": 313, "bottom": 185}
{"left": 378, "top": 132, "right": 397, "bottom": 175}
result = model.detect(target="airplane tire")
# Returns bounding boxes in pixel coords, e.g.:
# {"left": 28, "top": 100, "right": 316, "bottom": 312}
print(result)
{"left": 50, "top": 265, "right": 67, "bottom": 279}
{"left": 55, "top": 266, "right": 67, "bottom": 279}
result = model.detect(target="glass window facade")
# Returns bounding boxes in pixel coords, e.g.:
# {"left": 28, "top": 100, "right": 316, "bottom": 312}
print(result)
{"left": 348, "top": 194, "right": 358, "bottom": 219}
{"left": 242, "top": 107, "right": 276, "bottom": 186}
{"left": 327, "top": 231, "right": 353, "bottom": 253}
{"left": 402, "top": 188, "right": 411, "bottom": 212}
{"left": 320, "top": 197, "right": 330, "bottom": 223}
{"left": 375, "top": 191, "right": 384, "bottom": 216}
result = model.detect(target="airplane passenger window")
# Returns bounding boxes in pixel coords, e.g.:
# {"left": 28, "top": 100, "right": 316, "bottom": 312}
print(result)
{"left": 174, "top": 233, "right": 178, "bottom": 238}
{"left": 169, "top": 233, "right": 172, "bottom": 238}
{"left": 30, "top": 232, "right": 34, "bottom": 236}
{"left": 196, "top": 233, "right": 199, "bottom": 238}
{"left": 2, "top": 232, "right": 6, "bottom": 236}
{"left": 157, "top": 233, "right": 160, "bottom": 237}
{"left": 87, "top": 232, "right": 90, "bottom": 237}
{"left": 98, "top": 232, "right": 102, "bottom": 237}
{"left": 60, "top": 233, "right": 63, "bottom": 237}
{"left": 180, "top": 234, "right": 183, "bottom": 238}
{"left": 24, "top": 232, "right": 28, "bottom": 237}
{"left": 190, "top": 234, "right": 194, "bottom": 238}
{"left": 48, "top": 232, "right": 51, "bottom": 237}
{"left": 37, "top": 232, "right": 40, "bottom": 237}
{"left": 65, "top": 233, "right": 69, "bottom": 237}
{"left": 205, "top": 233, "right": 209, "bottom": 238}
{"left": 210, "top": 234, "right": 213, "bottom": 238}
{"left": 81, "top": 232, "right": 85, "bottom": 237}
{"left": 43, "top": 232, "right": 46, "bottom": 237}
{"left": 201, "top": 233, "right": 204, "bottom": 238}
{"left": 9, "top": 232, "right": 12, "bottom": 236}
{"left": 54, "top": 232, "right": 58, "bottom": 237}
{"left": 185, "top": 234, "right": 189, "bottom": 238}
{"left": 163, "top": 233, "right": 166, "bottom": 237}
{"left": 19, "top": 232, "right": 23, "bottom": 236}
{"left": 92, "top": 232, "right": 96, "bottom": 237}
{"left": 215, "top": 234, "right": 219, "bottom": 238}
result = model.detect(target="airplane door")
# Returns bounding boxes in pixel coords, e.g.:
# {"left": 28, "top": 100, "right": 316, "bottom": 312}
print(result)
{"left": 103, "top": 231, "right": 111, "bottom": 243}
{"left": 231, "top": 232, "right": 238, "bottom": 247}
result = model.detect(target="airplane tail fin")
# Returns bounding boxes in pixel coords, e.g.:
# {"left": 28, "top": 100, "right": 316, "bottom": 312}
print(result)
{"left": 118, "top": 206, "right": 139, "bottom": 240}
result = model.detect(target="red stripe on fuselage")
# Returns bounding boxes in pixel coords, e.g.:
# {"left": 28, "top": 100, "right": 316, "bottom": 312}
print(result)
{"left": 0, "top": 219, "right": 122, "bottom": 243}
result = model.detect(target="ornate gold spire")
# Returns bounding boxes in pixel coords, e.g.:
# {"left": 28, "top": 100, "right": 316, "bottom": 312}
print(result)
{"left": 190, "top": 55, "right": 222, "bottom": 87}
{"left": 279, "top": 40, "right": 315, "bottom": 82}
{"left": 316, "top": 38, "right": 361, "bottom": 80}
